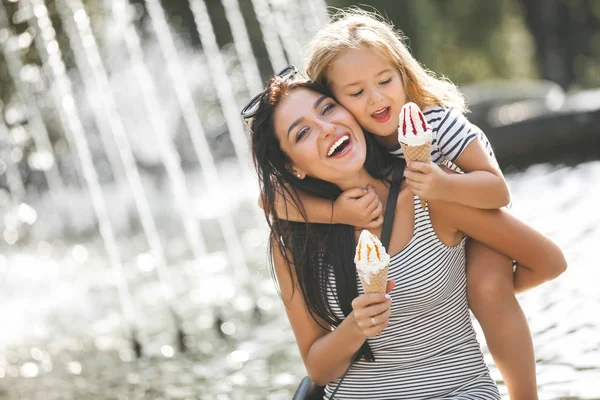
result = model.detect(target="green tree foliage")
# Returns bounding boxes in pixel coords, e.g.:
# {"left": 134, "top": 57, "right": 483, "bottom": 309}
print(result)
{"left": 326, "top": 0, "right": 538, "bottom": 86}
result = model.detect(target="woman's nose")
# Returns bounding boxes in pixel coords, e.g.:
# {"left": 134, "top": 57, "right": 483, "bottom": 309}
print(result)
{"left": 318, "top": 121, "right": 336, "bottom": 139}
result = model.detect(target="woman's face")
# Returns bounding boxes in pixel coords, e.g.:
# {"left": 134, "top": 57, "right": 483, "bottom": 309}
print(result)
{"left": 273, "top": 87, "right": 367, "bottom": 186}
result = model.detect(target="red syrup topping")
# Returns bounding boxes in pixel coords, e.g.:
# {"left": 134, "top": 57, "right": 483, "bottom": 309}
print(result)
{"left": 409, "top": 107, "right": 417, "bottom": 135}
{"left": 418, "top": 109, "right": 428, "bottom": 131}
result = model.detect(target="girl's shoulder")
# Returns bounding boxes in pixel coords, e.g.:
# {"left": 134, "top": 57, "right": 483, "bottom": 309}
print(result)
{"left": 422, "top": 105, "right": 468, "bottom": 135}
{"left": 422, "top": 105, "right": 464, "bottom": 123}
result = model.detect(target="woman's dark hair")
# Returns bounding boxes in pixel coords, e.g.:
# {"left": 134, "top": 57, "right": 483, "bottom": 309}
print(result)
{"left": 250, "top": 76, "right": 397, "bottom": 362}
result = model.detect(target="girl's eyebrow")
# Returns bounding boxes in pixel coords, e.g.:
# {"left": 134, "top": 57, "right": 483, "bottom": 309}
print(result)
{"left": 341, "top": 68, "right": 394, "bottom": 89}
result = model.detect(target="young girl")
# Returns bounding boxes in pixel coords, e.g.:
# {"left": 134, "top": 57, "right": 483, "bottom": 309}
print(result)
{"left": 269, "top": 10, "right": 549, "bottom": 399}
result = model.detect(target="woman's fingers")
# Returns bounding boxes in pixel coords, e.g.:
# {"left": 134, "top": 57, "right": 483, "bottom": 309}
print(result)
{"left": 352, "top": 293, "right": 392, "bottom": 335}
{"left": 358, "top": 308, "right": 392, "bottom": 337}
{"left": 351, "top": 293, "right": 389, "bottom": 310}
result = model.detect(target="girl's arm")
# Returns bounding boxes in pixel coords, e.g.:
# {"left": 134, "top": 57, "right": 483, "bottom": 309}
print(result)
{"left": 260, "top": 185, "right": 384, "bottom": 228}
{"left": 404, "top": 108, "right": 510, "bottom": 209}
{"left": 447, "top": 137, "right": 510, "bottom": 208}
{"left": 272, "top": 241, "right": 392, "bottom": 385}
{"left": 405, "top": 139, "right": 510, "bottom": 209}
{"left": 431, "top": 199, "right": 567, "bottom": 291}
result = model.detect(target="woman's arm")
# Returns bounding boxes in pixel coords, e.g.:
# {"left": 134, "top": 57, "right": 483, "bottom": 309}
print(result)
{"left": 272, "top": 241, "right": 391, "bottom": 385}
{"left": 431, "top": 200, "right": 567, "bottom": 291}
{"left": 404, "top": 139, "right": 510, "bottom": 209}
{"left": 260, "top": 185, "right": 384, "bottom": 228}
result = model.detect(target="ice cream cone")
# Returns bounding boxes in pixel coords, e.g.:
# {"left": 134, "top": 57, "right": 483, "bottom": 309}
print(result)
{"left": 359, "top": 265, "right": 389, "bottom": 294}
{"left": 401, "top": 141, "right": 430, "bottom": 209}
{"left": 355, "top": 230, "right": 390, "bottom": 294}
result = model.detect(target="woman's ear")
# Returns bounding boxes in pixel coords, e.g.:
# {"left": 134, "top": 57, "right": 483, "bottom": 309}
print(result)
{"left": 292, "top": 169, "right": 306, "bottom": 180}
{"left": 286, "top": 162, "right": 306, "bottom": 180}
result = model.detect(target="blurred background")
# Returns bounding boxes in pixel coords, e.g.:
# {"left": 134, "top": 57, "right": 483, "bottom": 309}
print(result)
{"left": 0, "top": 0, "right": 599, "bottom": 399}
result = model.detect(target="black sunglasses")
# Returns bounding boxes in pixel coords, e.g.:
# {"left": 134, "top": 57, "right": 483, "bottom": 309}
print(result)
{"left": 240, "top": 65, "right": 306, "bottom": 130}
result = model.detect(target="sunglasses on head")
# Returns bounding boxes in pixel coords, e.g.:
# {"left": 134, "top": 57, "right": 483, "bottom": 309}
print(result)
{"left": 240, "top": 65, "right": 306, "bottom": 131}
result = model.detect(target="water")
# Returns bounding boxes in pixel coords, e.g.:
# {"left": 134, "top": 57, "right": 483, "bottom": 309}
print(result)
{"left": 0, "top": 161, "right": 599, "bottom": 399}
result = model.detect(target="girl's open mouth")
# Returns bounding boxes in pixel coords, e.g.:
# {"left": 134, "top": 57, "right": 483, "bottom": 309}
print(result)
{"left": 371, "top": 107, "right": 391, "bottom": 123}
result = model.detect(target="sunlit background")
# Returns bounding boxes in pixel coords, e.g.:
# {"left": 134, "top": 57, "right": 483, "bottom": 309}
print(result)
{"left": 0, "top": 0, "right": 599, "bottom": 399}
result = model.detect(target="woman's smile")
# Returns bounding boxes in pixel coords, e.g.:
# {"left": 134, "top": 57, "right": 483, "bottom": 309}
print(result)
{"left": 327, "top": 133, "right": 352, "bottom": 158}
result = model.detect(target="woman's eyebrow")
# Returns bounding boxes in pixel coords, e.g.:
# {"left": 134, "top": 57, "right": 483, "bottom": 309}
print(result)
{"left": 286, "top": 95, "right": 329, "bottom": 138}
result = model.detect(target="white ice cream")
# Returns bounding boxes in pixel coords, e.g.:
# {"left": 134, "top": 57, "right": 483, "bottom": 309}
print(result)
{"left": 398, "top": 102, "right": 433, "bottom": 146}
{"left": 354, "top": 230, "right": 390, "bottom": 284}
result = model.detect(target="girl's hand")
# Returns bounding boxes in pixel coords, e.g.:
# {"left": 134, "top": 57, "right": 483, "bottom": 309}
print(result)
{"left": 333, "top": 185, "right": 383, "bottom": 228}
{"left": 404, "top": 162, "right": 449, "bottom": 202}
{"left": 351, "top": 280, "right": 395, "bottom": 337}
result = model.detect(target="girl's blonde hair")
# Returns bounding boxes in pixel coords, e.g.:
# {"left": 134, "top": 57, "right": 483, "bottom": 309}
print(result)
{"left": 305, "top": 9, "right": 466, "bottom": 113}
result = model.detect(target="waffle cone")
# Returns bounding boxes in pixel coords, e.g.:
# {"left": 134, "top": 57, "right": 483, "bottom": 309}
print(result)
{"left": 359, "top": 265, "right": 389, "bottom": 294}
{"left": 401, "top": 141, "right": 431, "bottom": 209}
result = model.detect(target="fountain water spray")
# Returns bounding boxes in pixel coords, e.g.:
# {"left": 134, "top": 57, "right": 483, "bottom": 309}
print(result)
{"left": 143, "top": 0, "right": 255, "bottom": 292}
{"left": 0, "top": 8, "right": 64, "bottom": 196}
{"left": 56, "top": 0, "right": 192, "bottom": 351}
{"left": 24, "top": 0, "right": 141, "bottom": 356}
{"left": 0, "top": 108, "right": 27, "bottom": 203}
{"left": 248, "top": 0, "right": 288, "bottom": 71}
{"left": 109, "top": 0, "right": 207, "bottom": 260}
{"left": 220, "top": 0, "right": 263, "bottom": 95}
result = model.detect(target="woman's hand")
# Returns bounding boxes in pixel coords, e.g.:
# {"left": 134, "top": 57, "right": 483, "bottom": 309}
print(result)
{"left": 333, "top": 185, "right": 383, "bottom": 228}
{"left": 351, "top": 280, "right": 396, "bottom": 337}
{"left": 404, "top": 161, "right": 450, "bottom": 202}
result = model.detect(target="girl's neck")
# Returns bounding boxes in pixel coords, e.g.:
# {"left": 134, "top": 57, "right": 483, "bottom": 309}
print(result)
{"left": 373, "top": 132, "right": 400, "bottom": 149}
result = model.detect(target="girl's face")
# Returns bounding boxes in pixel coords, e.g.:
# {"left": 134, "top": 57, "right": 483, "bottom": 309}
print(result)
{"left": 272, "top": 87, "right": 367, "bottom": 188}
{"left": 327, "top": 48, "right": 406, "bottom": 144}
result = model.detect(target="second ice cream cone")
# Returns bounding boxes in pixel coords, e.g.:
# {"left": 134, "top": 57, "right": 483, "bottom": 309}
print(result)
{"left": 401, "top": 141, "right": 430, "bottom": 209}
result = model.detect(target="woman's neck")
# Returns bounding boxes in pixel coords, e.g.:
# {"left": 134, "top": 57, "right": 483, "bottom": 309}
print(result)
{"left": 337, "top": 169, "right": 389, "bottom": 203}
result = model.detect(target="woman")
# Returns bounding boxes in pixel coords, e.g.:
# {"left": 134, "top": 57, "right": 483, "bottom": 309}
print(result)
{"left": 246, "top": 74, "right": 566, "bottom": 399}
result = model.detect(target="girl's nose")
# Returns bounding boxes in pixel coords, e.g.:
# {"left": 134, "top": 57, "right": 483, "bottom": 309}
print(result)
{"left": 369, "top": 90, "right": 384, "bottom": 105}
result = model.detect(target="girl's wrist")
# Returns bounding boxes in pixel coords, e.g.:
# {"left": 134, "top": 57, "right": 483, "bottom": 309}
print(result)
{"left": 436, "top": 172, "right": 454, "bottom": 202}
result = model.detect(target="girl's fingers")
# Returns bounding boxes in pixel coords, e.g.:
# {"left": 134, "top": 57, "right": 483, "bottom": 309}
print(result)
{"left": 405, "top": 178, "right": 424, "bottom": 191}
{"left": 364, "top": 215, "right": 383, "bottom": 229}
{"left": 340, "top": 187, "right": 368, "bottom": 200}
{"left": 365, "top": 197, "right": 381, "bottom": 214}
{"left": 369, "top": 201, "right": 383, "bottom": 219}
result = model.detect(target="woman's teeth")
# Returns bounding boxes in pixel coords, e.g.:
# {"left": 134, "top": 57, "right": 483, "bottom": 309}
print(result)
{"left": 328, "top": 135, "right": 349, "bottom": 156}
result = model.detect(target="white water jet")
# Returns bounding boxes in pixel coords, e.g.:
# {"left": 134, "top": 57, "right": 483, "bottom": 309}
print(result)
{"left": 108, "top": 0, "right": 207, "bottom": 259}
{"left": 25, "top": 0, "right": 137, "bottom": 331}
{"left": 0, "top": 12, "right": 64, "bottom": 195}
